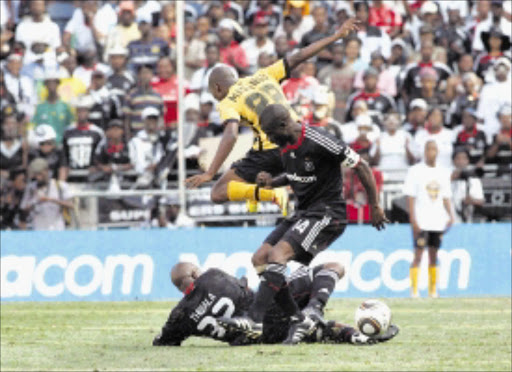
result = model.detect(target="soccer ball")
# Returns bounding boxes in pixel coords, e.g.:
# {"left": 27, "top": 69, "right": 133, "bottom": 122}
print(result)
{"left": 354, "top": 299, "right": 391, "bottom": 337}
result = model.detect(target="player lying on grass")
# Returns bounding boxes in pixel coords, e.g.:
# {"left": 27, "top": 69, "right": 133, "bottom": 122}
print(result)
{"left": 219, "top": 104, "right": 389, "bottom": 344}
{"left": 152, "top": 262, "right": 398, "bottom": 346}
{"left": 185, "top": 18, "right": 360, "bottom": 216}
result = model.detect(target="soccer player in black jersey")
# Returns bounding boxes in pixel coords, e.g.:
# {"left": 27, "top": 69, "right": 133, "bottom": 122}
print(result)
{"left": 153, "top": 262, "right": 398, "bottom": 346}
{"left": 219, "top": 104, "right": 389, "bottom": 344}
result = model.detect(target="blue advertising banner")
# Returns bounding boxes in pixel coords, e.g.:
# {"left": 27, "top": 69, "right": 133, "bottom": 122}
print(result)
{"left": 1, "top": 224, "right": 511, "bottom": 302}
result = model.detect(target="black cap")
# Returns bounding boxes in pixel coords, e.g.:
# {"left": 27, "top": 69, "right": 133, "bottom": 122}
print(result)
{"left": 491, "top": 0, "right": 503, "bottom": 7}
{"left": 108, "top": 119, "right": 124, "bottom": 129}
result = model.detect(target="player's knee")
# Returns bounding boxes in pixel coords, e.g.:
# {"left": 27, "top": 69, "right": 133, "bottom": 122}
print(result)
{"left": 323, "top": 262, "right": 345, "bottom": 279}
{"left": 267, "top": 243, "right": 294, "bottom": 264}
{"left": 210, "top": 184, "right": 227, "bottom": 204}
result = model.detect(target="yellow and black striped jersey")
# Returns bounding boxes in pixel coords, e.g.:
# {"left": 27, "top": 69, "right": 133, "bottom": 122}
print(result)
{"left": 216, "top": 59, "right": 299, "bottom": 151}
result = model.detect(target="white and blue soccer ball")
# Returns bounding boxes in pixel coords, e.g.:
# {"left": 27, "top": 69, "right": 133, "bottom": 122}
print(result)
{"left": 354, "top": 299, "right": 391, "bottom": 337}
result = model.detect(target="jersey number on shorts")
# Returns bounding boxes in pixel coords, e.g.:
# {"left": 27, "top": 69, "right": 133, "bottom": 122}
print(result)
{"left": 293, "top": 219, "right": 310, "bottom": 235}
{"left": 196, "top": 297, "right": 235, "bottom": 338}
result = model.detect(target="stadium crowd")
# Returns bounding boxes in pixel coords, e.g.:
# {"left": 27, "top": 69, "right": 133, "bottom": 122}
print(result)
{"left": 0, "top": 0, "right": 511, "bottom": 230}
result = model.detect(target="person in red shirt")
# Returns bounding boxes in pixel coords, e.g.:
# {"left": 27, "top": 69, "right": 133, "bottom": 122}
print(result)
{"left": 281, "top": 62, "right": 319, "bottom": 106}
{"left": 217, "top": 18, "right": 249, "bottom": 75}
{"left": 368, "top": 0, "right": 403, "bottom": 38}
{"left": 151, "top": 57, "right": 189, "bottom": 131}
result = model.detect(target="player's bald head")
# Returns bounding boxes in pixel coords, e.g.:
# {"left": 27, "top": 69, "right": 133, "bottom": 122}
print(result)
{"left": 171, "top": 262, "right": 201, "bottom": 293}
{"left": 208, "top": 65, "right": 237, "bottom": 101}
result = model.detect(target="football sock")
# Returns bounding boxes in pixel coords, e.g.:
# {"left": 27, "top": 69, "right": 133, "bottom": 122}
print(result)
{"left": 410, "top": 267, "right": 419, "bottom": 295}
{"left": 307, "top": 268, "right": 341, "bottom": 311}
{"left": 249, "top": 263, "right": 287, "bottom": 323}
{"left": 227, "top": 181, "right": 274, "bottom": 202}
{"left": 428, "top": 266, "right": 437, "bottom": 295}
{"left": 274, "top": 284, "right": 303, "bottom": 319}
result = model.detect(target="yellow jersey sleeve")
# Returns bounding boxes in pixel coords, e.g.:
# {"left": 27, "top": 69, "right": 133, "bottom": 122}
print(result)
{"left": 217, "top": 99, "right": 241, "bottom": 124}
{"left": 258, "top": 59, "right": 290, "bottom": 84}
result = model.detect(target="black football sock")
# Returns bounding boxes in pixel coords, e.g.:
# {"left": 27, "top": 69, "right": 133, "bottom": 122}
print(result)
{"left": 274, "top": 284, "right": 304, "bottom": 320}
{"left": 307, "top": 268, "right": 341, "bottom": 312}
{"left": 249, "top": 263, "right": 287, "bottom": 323}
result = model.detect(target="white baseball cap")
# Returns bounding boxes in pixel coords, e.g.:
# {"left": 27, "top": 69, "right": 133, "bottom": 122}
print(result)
{"left": 184, "top": 93, "right": 200, "bottom": 112}
{"left": 34, "top": 124, "right": 57, "bottom": 143}
{"left": 108, "top": 46, "right": 128, "bottom": 57}
{"left": 494, "top": 57, "right": 511, "bottom": 70}
{"left": 219, "top": 18, "right": 235, "bottom": 31}
{"left": 75, "top": 95, "right": 94, "bottom": 109}
{"left": 409, "top": 98, "right": 428, "bottom": 111}
{"left": 356, "top": 114, "right": 373, "bottom": 127}
{"left": 141, "top": 106, "right": 160, "bottom": 119}
{"left": 43, "top": 69, "right": 62, "bottom": 81}
{"left": 420, "top": 1, "right": 438, "bottom": 15}
{"left": 313, "top": 90, "right": 329, "bottom": 105}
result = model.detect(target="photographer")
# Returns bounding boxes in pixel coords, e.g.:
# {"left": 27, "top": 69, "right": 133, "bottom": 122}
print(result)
{"left": 451, "top": 148, "right": 484, "bottom": 223}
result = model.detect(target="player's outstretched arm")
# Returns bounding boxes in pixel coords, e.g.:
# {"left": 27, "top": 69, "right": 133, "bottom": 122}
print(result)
{"left": 185, "top": 120, "right": 239, "bottom": 188}
{"left": 286, "top": 18, "right": 359, "bottom": 71}
{"left": 353, "top": 160, "right": 389, "bottom": 230}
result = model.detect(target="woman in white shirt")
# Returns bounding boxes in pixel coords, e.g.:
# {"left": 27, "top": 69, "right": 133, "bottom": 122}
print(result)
{"left": 371, "top": 113, "right": 415, "bottom": 178}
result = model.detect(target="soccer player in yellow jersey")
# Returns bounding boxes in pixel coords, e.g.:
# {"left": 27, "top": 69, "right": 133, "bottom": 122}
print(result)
{"left": 185, "top": 18, "right": 359, "bottom": 215}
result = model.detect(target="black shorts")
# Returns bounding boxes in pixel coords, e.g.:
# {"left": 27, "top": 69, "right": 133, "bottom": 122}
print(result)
{"left": 264, "top": 207, "right": 346, "bottom": 266}
{"left": 415, "top": 231, "right": 443, "bottom": 249}
{"left": 231, "top": 148, "right": 284, "bottom": 183}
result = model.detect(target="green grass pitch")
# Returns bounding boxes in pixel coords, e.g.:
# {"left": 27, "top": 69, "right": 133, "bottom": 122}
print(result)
{"left": 1, "top": 298, "right": 510, "bottom": 371}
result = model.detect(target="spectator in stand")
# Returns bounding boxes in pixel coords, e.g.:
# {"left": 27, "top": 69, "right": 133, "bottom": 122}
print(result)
{"left": 32, "top": 70, "right": 74, "bottom": 145}
{"left": 299, "top": 4, "right": 332, "bottom": 72}
{"left": 403, "top": 0, "right": 439, "bottom": 51}
{"left": 0, "top": 168, "right": 26, "bottom": 230}
{"left": 371, "top": 113, "right": 415, "bottom": 174}
{"left": 124, "top": 64, "right": 164, "bottom": 137}
{"left": 0, "top": 72, "right": 17, "bottom": 119}
{"left": 387, "top": 38, "right": 408, "bottom": 86}
{"left": 486, "top": 104, "right": 512, "bottom": 173}
{"left": 434, "top": 4, "right": 471, "bottom": 69}
{"left": 281, "top": 59, "right": 318, "bottom": 105}
{"left": 403, "top": 98, "right": 428, "bottom": 136}
{"left": 304, "top": 88, "right": 341, "bottom": 129}
{"left": 409, "top": 67, "right": 448, "bottom": 115}
{"left": 199, "top": 91, "right": 222, "bottom": 136}
{"left": 353, "top": 0, "right": 391, "bottom": 64}
{"left": 353, "top": 50, "right": 397, "bottom": 98}
{"left": 477, "top": 57, "right": 512, "bottom": 142}
{"left": 20, "top": 158, "right": 73, "bottom": 231}
{"left": 62, "top": 0, "right": 101, "bottom": 56}
{"left": 274, "top": 35, "right": 290, "bottom": 60}
{"left": 217, "top": 19, "right": 249, "bottom": 75}
{"left": 368, "top": 0, "right": 403, "bottom": 38}
{"left": 190, "top": 44, "right": 238, "bottom": 96}
{"left": 94, "top": 0, "right": 119, "bottom": 47}
{"left": 414, "top": 107, "right": 454, "bottom": 168}
{"left": 257, "top": 52, "right": 277, "bottom": 69}
{"left": 88, "top": 65, "right": 122, "bottom": 131}
{"left": 62, "top": 96, "right": 104, "bottom": 180}
{"left": 106, "top": 46, "right": 135, "bottom": 107}
{"left": 475, "top": 28, "right": 511, "bottom": 83}
{"left": 246, "top": 0, "right": 283, "bottom": 38}
{"left": 445, "top": 54, "right": 478, "bottom": 103}
{"left": 0, "top": 115, "right": 27, "bottom": 180}
{"left": 447, "top": 73, "right": 481, "bottom": 128}
{"left": 103, "top": 1, "right": 141, "bottom": 62}
{"left": 127, "top": 12, "right": 169, "bottom": 73}
{"left": 317, "top": 43, "right": 354, "bottom": 122}
{"left": 280, "top": 14, "right": 300, "bottom": 49}
{"left": 450, "top": 148, "right": 485, "bottom": 223}
{"left": 197, "top": 16, "right": 218, "bottom": 45}
{"left": 151, "top": 57, "right": 188, "bottom": 131}
{"left": 345, "top": 67, "right": 396, "bottom": 127}
{"left": 452, "top": 108, "right": 488, "bottom": 166}
{"left": 39, "top": 53, "right": 86, "bottom": 105}
{"left": 184, "top": 20, "right": 206, "bottom": 80}
{"left": 274, "top": 0, "right": 313, "bottom": 44}
{"left": 154, "top": 194, "right": 195, "bottom": 229}
{"left": 343, "top": 113, "right": 381, "bottom": 152}
{"left": 92, "top": 119, "right": 132, "bottom": 182}
{"left": 29, "top": 124, "right": 65, "bottom": 181}
{"left": 14, "top": 0, "right": 61, "bottom": 66}
{"left": 343, "top": 146, "right": 383, "bottom": 224}
{"left": 241, "top": 16, "right": 275, "bottom": 75}
{"left": 128, "top": 107, "right": 164, "bottom": 188}
{"left": 73, "top": 49, "right": 110, "bottom": 89}
{"left": 342, "top": 36, "right": 367, "bottom": 73}
{"left": 2, "top": 53, "right": 36, "bottom": 120}
{"left": 400, "top": 41, "right": 452, "bottom": 106}
{"left": 472, "top": 0, "right": 512, "bottom": 53}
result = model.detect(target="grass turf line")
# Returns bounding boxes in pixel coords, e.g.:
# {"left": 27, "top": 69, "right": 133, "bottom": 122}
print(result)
{"left": 1, "top": 298, "right": 510, "bottom": 371}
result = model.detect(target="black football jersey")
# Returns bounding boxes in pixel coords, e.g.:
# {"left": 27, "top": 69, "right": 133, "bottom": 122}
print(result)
{"left": 62, "top": 125, "right": 104, "bottom": 169}
{"left": 155, "top": 268, "right": 253, "bottom": 346}
{"left": 94, "top": 139, "right": 130, "bottom": 165}
{"left": 281, "top": 126, "right": 361, "bottom": 213}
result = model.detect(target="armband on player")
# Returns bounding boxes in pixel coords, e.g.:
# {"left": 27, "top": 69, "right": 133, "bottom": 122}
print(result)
{"left": 341, "top": 147, "right": 361, "bottom": 168}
